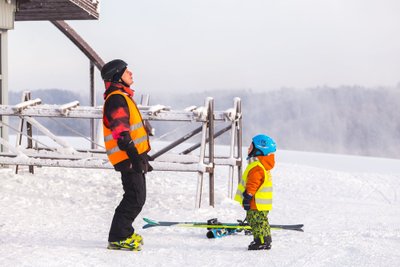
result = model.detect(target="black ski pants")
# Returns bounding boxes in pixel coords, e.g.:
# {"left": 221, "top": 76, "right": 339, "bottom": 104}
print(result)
{"left": 108, "top": 170, "right": 146, "bottom": 242}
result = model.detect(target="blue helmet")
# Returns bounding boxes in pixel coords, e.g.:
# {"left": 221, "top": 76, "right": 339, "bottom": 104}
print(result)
{"left": 250, "top": 134, "right": 276, "bottom": 157}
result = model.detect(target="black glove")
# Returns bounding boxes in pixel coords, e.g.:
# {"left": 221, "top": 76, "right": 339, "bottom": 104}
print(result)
{"left": 118, "top": 132, "right": 152, "bottom": 174}
{"left": 140, "top": 153, "right": 153, "bottom": 173}
{"left": 242, "top": 191, "right": 253, "bottom": 211}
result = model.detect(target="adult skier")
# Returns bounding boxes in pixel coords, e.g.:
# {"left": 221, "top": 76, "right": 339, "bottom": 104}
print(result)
{"left": 101, "top": 59, "right": 152, "bottom": 251}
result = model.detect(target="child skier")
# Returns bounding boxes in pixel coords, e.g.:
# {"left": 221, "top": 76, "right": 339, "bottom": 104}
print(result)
{"left": 235, "top": 134, "right": 276, "bottom": 250}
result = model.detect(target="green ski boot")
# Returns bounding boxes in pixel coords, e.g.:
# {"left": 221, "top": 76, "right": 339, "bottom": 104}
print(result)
{"left": 107, "top": 233, "right": 143, "bottom": 251}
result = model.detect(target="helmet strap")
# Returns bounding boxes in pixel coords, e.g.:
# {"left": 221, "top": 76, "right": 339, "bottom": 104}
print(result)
{"left": 119, "top": 79, "right": 130, "bottom": 87}
{"left": 247, "top": 156, "right": 259, "bottom": 163}
{"left": 248, "top": 143, "right": 263, "bottom": 158}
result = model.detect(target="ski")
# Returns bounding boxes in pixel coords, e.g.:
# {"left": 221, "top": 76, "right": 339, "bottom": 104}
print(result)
{"left": 142, "top": 217, "right": 304, "bottom": 232}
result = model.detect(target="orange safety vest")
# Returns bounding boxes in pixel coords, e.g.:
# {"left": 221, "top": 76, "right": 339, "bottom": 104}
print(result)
{"left": 103, "top": 91, "right": 150, "bottom": 166}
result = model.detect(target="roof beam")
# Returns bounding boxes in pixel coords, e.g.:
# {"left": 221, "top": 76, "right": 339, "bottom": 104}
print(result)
{"left": 51, "top": 20, "right": 104, "bottom": 70}
{"left": 15, "top": 0, "right": 99, "bottom": 21}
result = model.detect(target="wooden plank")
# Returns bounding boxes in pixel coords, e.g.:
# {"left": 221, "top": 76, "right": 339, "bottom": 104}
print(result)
{"left": 0, "top": 104, "right": 229, "bottom": 121}
{"left": 0, "top": 154, "right": 209, "bottom": 172}
{"left": 15, "top": 0, "right": 99, "bottom": 21}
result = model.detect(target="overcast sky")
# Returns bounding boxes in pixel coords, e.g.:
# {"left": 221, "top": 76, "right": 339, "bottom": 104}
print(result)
{"left": 8, "top": 0, "right": 400, "bottom": 96}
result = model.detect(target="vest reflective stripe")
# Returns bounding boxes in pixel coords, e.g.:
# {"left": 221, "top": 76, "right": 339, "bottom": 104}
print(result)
{"left": 104, "top": 134, "right": 113, "bottom": 142}
{"left": 258, "top": 187, "right": 273, "bottom": 193}
{"left": 106, "top": 135, "right": 149, "bottom": 156}
{"left": 106, "top": 146, "right": 120, "bottom": 156}
{"left": 256, "top": 199, "right": 273, "bottom": 205}
{"left": 130, "top": 121, "right": 144, "bottom": 131}
{"left": 103, "top": 91, "right": 150, "bottom": 166}
{"left": 234, "top": 160, "right": 273, "bottom": 211}
{"left": 133, "top": 135, "right": 148, "bottom": 145}
{"left": 235, "top": 179, "right": 247, "bottom": 202}
{"left": 104, "top": 122, "right": 143, "bottom": 142}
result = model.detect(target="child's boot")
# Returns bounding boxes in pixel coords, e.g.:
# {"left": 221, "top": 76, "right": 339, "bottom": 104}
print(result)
{"left": 248, "top": 235, "right": 272, "bottom": 250}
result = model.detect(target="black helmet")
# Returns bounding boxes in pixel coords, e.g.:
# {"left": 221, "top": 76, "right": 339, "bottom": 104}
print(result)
{"left": 101, "top": 59, "right": 128, "bottom": 81}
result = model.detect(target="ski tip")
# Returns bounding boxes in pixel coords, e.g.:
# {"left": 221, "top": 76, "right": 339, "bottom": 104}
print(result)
{"left": 142, "top": 224, "right": 156, "bottom": 229}
{"left": 142, "top": 217, "right": 159, "bottom": 225}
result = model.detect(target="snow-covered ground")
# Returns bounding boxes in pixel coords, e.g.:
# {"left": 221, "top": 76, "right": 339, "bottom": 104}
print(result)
{"left": 1, "top": 148, "right": 399, "bottom": 266}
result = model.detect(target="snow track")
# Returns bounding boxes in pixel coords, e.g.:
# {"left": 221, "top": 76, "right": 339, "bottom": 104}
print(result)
{"left": 1, "top": 151, "right": 399, "bottom": 266}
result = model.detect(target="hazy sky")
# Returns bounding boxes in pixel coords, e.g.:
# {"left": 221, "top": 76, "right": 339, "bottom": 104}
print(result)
{"left": 8, "top": 0, "right": 400, "bottom": 96}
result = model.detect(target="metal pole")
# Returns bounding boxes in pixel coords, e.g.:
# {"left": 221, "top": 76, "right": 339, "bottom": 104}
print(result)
{"left": 228, "top": 118, "right": 236, "bottom": 198}
{"left": 236, "top": 98, "right": 243, "bottom": 184}
{"left": 51, "top": 21, "right": 104, "bottom": 71}
{"left": 140, "top": 95, "right": 154, "bottom": 136}
{"left": 150, "top": 125, "right": 203, "bottom": 159}
{"left": 180, "top": 124, "right": 231, "bottom": 155}
{"left": 27, "top": 119, "right": 34, "bottom": 174}
{"left": 90, "top": 61, "right": 96, "bottom": 149}
{"left": 14, "top": 115, "right": 24, "bottom": 174}
{"left": 13, "top": 91, "right": 35, "bottom": 173}
{"left": 0, "top": 30, "right": 9, "bottom": 153}
{"left": 195, "top": 121, "right": 208, "bottom": 208}
{"left": 208, "top": 98, "right": 215, "bottom": 207}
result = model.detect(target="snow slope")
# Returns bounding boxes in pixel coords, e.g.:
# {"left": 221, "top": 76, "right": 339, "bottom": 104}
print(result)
{"left": 1, "top": 150, "right": 399, "bottom": 266}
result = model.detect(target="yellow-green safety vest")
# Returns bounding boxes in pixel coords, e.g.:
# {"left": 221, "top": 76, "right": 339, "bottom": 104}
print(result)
{"left": 234, "top": 160, "right": 273, "bottom": 210}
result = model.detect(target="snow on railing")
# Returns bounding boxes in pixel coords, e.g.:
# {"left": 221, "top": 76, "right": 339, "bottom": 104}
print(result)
{"left": 0, "top": 94, "right": 243, "bottom": 208}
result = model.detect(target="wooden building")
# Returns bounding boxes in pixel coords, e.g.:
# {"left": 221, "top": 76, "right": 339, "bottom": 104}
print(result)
{"left": 0, "top": 0, "right": 100, "bottom": 150}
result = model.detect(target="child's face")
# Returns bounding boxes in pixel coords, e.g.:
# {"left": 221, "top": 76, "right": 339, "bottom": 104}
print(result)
{"left": 248, "top": 143, "right": 254, "bottom": 156}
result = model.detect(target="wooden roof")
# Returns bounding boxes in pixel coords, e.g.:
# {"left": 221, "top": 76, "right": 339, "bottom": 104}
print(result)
{"left": 15, "top": 0, "right": 99, "bottom": 21}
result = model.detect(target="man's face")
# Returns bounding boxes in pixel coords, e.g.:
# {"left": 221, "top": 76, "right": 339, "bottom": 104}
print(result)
{"left": 121, "top": 68, "right": 134, "bottom": 86}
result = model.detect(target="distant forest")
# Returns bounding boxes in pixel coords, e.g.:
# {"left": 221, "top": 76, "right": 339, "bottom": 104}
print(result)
{"left": 9, "top": 86, "right": 400, "bottom": 159}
